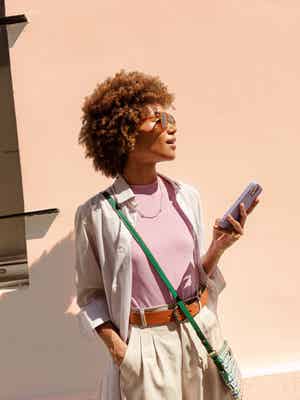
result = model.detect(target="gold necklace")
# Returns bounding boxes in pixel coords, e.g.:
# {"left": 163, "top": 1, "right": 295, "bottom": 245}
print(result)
{"left": 135, "top": 178, "right": 163, "bottom": 219}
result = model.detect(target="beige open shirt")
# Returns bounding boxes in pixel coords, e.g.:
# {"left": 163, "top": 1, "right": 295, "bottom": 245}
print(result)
{"left": 74, "top": 172, "right": 226, "bottom": 400}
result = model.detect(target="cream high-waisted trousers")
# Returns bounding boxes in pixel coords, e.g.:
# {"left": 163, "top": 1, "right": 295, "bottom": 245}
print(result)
{"left": 119, "top": 303, "right": 233, "bottom": 400}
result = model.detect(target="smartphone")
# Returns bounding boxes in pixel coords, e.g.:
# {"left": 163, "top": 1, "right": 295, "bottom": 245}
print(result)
{"left": 217, "top": 181, "right": 263, "bottom": 232}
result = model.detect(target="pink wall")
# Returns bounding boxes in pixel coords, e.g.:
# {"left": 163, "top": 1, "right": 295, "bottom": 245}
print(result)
{"left": 1, "top": 0, "right": 299, "bottom": 398}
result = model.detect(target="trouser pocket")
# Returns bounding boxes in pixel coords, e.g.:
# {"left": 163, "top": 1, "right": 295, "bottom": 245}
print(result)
{"left": 119, "top": 326, "right": 137, "bottom": 373}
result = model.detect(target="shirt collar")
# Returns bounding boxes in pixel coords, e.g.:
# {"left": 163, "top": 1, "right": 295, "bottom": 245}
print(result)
{"left": 110, "top": 172, "right": 181, "bottom": 206}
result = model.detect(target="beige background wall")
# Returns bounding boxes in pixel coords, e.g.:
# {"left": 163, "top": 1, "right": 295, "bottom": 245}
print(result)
{"left": 1, "top": 0, "right": 299, "bottom": 398}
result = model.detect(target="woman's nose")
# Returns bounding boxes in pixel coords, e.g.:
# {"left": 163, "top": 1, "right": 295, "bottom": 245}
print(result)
{"left": 168, "top": 127, "right": 177, "bottom": 134}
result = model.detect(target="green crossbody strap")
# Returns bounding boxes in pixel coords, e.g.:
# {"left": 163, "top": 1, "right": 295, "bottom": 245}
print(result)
{"left": 103, "top": 190, "right": 225, "bottom": 371}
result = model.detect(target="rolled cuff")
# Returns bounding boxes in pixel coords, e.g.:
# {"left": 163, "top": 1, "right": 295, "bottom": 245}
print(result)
{"left": 76, "top": 297, "right": 110, "bottom": 338}
{"left": 199, "top": 264, "right": 226, "bottom": 295}
{"left": 208, "top": 265, "right": 226, "bottom": 295}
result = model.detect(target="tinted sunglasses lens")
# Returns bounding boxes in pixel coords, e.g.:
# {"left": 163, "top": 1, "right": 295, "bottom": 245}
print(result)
{"left": 160, "top": 112, "right": 176, "bottom": 129}
{"left": 168, "top": 114, "right": 176, "bottom": 127}
{"left": 139, "top": 111, "right": 176, "bottom": 132}
{"left": 161, "top": 112, "right": 167, "bottom": 129}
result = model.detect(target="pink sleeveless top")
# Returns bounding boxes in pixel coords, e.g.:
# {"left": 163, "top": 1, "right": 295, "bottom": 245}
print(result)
{"left": 129, "top": 175, "right": 201, "bottom": 309}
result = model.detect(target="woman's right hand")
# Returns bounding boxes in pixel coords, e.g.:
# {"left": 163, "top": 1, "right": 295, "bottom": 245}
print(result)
{"left": 110, "top": 335, "right": 128, "bottom": 367}
{"left": 95, "top": 320, "right": 129, "bottom": 368}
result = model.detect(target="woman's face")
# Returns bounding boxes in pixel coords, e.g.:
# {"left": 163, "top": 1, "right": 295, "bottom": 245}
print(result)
{"left": 128, "top": 103, "right": 177, "bottom": 164}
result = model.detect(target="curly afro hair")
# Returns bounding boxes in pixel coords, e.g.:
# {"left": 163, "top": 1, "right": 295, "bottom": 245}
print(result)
{"left": 78, "top": 69, "right": 175, "bottom": 178}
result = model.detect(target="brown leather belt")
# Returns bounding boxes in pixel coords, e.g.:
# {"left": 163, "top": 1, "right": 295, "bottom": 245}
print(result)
{"left": 129, "top": 287, "right": 208, "bottom": 328}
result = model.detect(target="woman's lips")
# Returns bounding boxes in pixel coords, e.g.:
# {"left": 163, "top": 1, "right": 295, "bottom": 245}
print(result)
{"left": 166, "top": 138, "right": 176, "bottom": 145}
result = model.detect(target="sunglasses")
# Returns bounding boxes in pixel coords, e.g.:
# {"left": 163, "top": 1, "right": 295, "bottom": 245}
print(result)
{"left": 138, "top": 110, "right": 176, "bottom": 133}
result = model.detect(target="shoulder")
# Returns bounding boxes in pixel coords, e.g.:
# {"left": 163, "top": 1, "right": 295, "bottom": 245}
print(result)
{"left": 160, "top": 173, "right": 201, "bottom": 198}
{"left": 181, "top": 181, "right": 200, "bottom": 196}
{"left": 160, "top": 173, "right": 203, "bottom": 208}
{"left": 177, "top": 179, "right": 202, "bottom": 203}
{"left": 74, "top": 182, "right": 113, "bottom": 223}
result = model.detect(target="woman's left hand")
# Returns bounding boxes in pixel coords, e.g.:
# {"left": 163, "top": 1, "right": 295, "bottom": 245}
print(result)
{"left": 212, "top": 197, "right": 260, "bottom": 253}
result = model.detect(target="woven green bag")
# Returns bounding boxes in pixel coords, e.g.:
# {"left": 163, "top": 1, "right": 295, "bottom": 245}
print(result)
{"left": 103, "top": 191, "right": 243, "bottom": 399}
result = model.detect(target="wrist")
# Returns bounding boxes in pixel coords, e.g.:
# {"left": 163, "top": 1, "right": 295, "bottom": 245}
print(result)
{"left": 210, "top": 239, "right": 226, "bottom": 257}
{"left": 95, "top": 321, "right": 122, "bottom": 351}
{"left": 201, "top": 240, "right": 225, "bottom": 277}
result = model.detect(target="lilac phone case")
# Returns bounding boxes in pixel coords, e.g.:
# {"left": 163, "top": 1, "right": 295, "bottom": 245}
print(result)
{"left": 218, "top": 181, "right": 263, "bottom": 231}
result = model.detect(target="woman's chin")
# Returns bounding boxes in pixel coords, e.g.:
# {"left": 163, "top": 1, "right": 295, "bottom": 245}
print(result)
{"left": 161, "top": 151, "right": 176, "bottom": 161}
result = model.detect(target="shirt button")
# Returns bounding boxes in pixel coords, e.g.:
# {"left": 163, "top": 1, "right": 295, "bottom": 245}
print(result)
{"left": 118, "top": 246, "right": 125, "bottom": 253}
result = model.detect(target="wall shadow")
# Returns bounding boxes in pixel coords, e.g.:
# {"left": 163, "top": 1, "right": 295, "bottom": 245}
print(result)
{"left": 0, "top": 230, "right": 108, "bottom": 400}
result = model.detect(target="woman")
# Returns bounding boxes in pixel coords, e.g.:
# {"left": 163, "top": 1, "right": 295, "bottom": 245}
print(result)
{"left": 74, "top": 69, "right": 260, "bottom": 400}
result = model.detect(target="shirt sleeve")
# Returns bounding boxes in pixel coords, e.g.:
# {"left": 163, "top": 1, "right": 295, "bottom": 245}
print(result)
{"left": 191, "top": 185, "right": 226, "bottom": 296}
{"left": 74, "top": 204, "right": 110, "bottom": 336}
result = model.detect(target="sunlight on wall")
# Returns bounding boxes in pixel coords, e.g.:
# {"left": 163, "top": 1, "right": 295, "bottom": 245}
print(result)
{"left": 242, "top": 361, "right": 300, "bottom": 378}
{"left": 65, "top": 295, "right": 80, "bottom": 315}
{"left": 0, "top": 288, "right": 17, "bottom": 299}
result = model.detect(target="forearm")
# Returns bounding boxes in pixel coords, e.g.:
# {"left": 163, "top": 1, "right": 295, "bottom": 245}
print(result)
{"left": 201, "top": 240, "right": 225, "bottom": 278}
